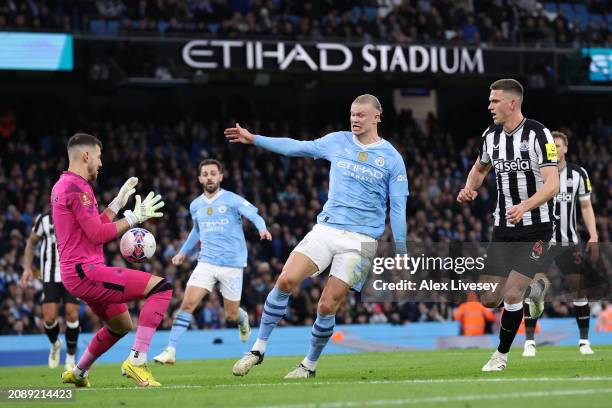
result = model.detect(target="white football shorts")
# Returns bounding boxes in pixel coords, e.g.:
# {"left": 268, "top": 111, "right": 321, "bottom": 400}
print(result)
{"left": 186, "top": 261, "right": 243, "bottom": 301}
{"left": 292, "top": 224, "right": 377, "bottom": 291}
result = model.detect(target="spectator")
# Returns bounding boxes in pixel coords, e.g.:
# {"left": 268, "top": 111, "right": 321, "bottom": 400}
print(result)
{"left": 453, "top": 292, "right": 495, "bottom": 336}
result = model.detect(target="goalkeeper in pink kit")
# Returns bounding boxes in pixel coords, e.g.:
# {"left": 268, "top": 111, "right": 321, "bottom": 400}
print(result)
{"left": 51, "top": 133, "right": 170, "bottom": 387}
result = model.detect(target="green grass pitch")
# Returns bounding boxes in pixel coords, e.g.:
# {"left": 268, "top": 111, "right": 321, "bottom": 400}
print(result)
{"left": 1, "top": 346, "right": 611, "bottom": 407}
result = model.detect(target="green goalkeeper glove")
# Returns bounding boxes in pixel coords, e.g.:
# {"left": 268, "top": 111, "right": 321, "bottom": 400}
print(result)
{"left": 108, "top": 177, "right": 138, "bottom": 214}
{"left": 124, "top": 192, "right": 164, "bottom": 226}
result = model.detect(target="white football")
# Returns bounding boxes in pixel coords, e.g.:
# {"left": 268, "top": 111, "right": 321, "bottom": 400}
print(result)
{"left": 120, "top": 228, "right": 156, "bottom": 263}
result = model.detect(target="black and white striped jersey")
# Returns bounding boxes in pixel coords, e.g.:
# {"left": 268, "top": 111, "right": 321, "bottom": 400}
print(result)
{"left": 551, "top": 163, "right": 592, "bottom": 245}
{"left": 32, "top": 213, "right": 61, "bottom": 283}
{"left": 478, "top": 118, "right": 558, "bottom": 227}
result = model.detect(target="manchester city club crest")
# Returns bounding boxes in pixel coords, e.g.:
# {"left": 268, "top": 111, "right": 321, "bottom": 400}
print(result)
{"left": 219, "top": 205, "right": 227, "bottom": 213}
{"left": 207, "top": 207, "right": 213, "bottom": 216}
{"left": 358, "top": 151, "right": 368, "bottom": 162}
{"left": 375, "top": 156, "right": 385, "bottom": 166}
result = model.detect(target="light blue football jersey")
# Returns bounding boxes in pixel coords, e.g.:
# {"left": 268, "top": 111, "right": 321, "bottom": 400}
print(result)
{"left": 183, "top": 189, "right": 266, "bottom": 268}
{"left": 256, "top": 131, "right": 409, "bottom": 239}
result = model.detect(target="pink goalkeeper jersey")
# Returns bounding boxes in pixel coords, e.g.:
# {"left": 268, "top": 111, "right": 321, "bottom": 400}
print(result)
{"left": 51, "top": 171, "right": 118, "bottom": 276}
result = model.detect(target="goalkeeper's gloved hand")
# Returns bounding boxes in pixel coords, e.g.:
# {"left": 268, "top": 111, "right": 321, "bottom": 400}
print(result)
{"left": 108, "top": 177, "right": 138, "bottom": 214}
{"left": 124, "top": 192, "right": 165, "bottom": 227}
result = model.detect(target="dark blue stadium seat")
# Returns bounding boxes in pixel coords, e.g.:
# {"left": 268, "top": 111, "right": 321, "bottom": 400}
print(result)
{"left": 559, "top": 3, "right": 574, "bottom": 21}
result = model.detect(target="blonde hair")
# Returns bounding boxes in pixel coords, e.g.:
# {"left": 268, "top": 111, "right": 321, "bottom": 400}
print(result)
{"left": 551, "top": 131, "right": 568, "bottom": 146}
{"left": 352, "top": 94, "right": 383, "bottom": 114}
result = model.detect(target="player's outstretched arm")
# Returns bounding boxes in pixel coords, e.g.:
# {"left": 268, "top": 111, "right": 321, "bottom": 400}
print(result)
{"left": 224, "top": 123, "right": 319, "bottom": 158}
{"left": 457, "top": 160, "right": 490, "bottom": 203}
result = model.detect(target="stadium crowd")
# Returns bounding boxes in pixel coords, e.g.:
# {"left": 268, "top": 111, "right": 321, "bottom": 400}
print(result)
{"left": 0, "top": 0, "right": 609, "bottom": 46}
{"left": 0, "top": 106, "right": 610, "bottom": 335}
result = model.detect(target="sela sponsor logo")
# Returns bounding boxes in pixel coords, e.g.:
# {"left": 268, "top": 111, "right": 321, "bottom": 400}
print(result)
{"left": 337, "top": 161, "right": 384, "bottom": 180}
{"left": 493, "top": 158, "right": 532, "bottom": 173}
{"left": 555, "top": 192, "right": 572, "bottom": 202}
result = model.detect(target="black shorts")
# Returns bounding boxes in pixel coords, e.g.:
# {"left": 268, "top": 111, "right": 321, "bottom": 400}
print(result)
{"left": 540, "top": 244, "right": 583, "bottom": 276}
{"left": 41, "top": 282, "right": 80, "bottom": 305}
{"left": 484, "top": 223, "right": 553, "bottom": 278}
{"left": 540, "top": 243, "right": 610, "bottom": 298}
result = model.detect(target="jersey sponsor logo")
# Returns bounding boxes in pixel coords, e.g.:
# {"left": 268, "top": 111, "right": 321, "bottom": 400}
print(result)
{"left": 545, "top": 143, "right": 558, "bottom": 161}
{"left": 555, "top": 192, "right": 572, "bottom": 202}
{"left": 207, "top": 207, "right": 213, "bottom": 216}
{"left": 375, "top": 156, "right": 385, "bottom": 166}
{"left": 520, "top": 140, "right": 529, "bottom": 151}
{"left": 218, "top": 205, "right": 227, "bottom": 213}
{"left": 79, "top": 192, "right": 92, "bottom": 206}
{"left": 396, "top": 175, "right": 408, "bottom": 182}
{"left": 337, "top": 161, "right": 384, "bottom": 179}
{"left": 199, "top": 218, "right": 229, "bottom": 231}
{"left": 493, "top": 158, "right": 532, "bottom": 173}
{"left": 492, "top": 143, "right": 499, "bottom": 151}
{"left": 358, "top": 151, "right": 368, "bottom": 162}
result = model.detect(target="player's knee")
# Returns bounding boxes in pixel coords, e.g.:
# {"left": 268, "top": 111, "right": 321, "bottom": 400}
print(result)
{"left": 504, "top": 292, "right": 523, "bottom": 305}
{"left": 317, "top": 298, "right": 338, "bottom": 316}
{"left": 480, "top": 294, "right": 503, "bottom": 309}
{"left": 109, "top": 325, "right": 130, "bottom": 337}
{"left": 66, "top": 312, "right": 79, "bottom": 323}
{"left": 43, "top": 310, "right": 58, "bottom": 322}
{"left": 146, "top": 278, "right": 173, "bottom": 298}
{"left": 276, "top": 272, "right": 298, "bottom": 292}
{"left": 108, "top": 320, "right": 132, "bottom": 334}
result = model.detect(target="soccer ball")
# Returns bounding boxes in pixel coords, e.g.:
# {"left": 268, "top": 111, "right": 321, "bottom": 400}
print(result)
{"left": 120, "top": 228, "right": 156, "bottom": 263}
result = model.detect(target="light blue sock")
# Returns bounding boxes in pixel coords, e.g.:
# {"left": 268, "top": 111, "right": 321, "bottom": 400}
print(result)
{"left": 239, "top": 308, "right": 248, "bottom": 325}
{"left": 258, "top": 287, "right": 290, "bottom": 341}
{"left": 305, "top": 313, "right": 335, "bottom": 366}
{"left": 167, "top": 310, "right": 192, "bottom": 349}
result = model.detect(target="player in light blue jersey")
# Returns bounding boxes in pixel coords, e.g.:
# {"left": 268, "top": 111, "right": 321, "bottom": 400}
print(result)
{"left": 154, "top": 159, "right": 271, "bottom": 365}
{"left": 225, "top": 94, "right": 409, "bottom": 378}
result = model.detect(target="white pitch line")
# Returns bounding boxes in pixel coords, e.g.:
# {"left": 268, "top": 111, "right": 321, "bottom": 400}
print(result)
{"left": 211, "top": 376, "right": 612, "bottom": 388}
{"left": 256, "top": 388, "right": 612, "bottom": 408}
{"left": 77, "top": 384, "right": 203, "bottom": 391}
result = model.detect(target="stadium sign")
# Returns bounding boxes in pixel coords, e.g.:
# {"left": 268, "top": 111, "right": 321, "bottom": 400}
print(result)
{"left": 182, "top": 40, "right": 484, "bottom": 74}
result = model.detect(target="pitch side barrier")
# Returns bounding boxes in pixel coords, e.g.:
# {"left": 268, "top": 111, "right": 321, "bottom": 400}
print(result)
{"left": 361, "top": 242, "right": 612, "bottom": 303}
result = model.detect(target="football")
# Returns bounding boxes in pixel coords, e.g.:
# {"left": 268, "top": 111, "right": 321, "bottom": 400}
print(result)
{"left": 120, "top": 228, "right": 156, "bottom": 263}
